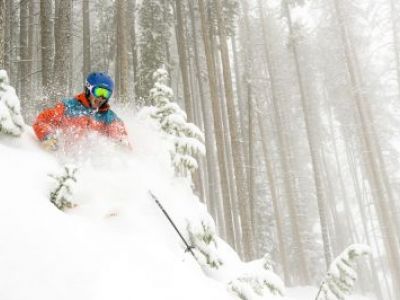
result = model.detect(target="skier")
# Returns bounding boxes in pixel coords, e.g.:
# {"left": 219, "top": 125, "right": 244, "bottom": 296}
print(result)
{"left": 33, "top": 72, "right": 129, "bottom": 151}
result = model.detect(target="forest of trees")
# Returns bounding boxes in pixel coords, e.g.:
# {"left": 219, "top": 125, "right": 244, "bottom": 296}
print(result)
{"left": 1, "top": 0, "right": 400, "bottom": 299}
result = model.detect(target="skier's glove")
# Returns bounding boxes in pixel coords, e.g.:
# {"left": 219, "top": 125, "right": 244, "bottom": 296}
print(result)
{"left": 42, "top": 136, "right": 58, "bottom": 151}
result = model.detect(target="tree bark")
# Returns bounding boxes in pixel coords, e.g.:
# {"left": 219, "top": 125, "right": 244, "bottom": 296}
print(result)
{"left": 257, "top": 0, "right": 310, "bottom": 283}
{"left": 3, "top": 0, "right": 11, "bottom": 74}
{"left": 115, "top": 0, "right": 129, "bottom": 102}
{"left": 256, "top": 98, "right": 290, "bottom": 283}
{"left": 333, "top": 0, "right": 400, "bottom": 296}
{"left": 127, "top": 0, "right": 138, "bottom": 97}
{"left": 213, "top": 0, "right": 254, "bottom": 261}
{"left": 283, "top": 0, "right": 333, "bottom": 269}
{"left": 197, "top": 0, "right": 236, "bottom": 248}
{"left": 82, "top": 0, "right": 91, "bottom": 81}
{"left": 0, "top": 0, "right": 5, "bottom": 68}
{"left": 175, "top": 0, "right": 194, "bottom": 122}
{"left": 389, "top": 0, "right": 400, "bottom": 97}
{"left": 19, "top": 0, "right": 29, "bottom": 100}
{"left": 53, "top": 0, "right": 72, "bottom": 97}
{"left": 40, "top": 0, "right": 54, "bottom": 94}
{"left": 187, "top": 0, "right": 226, "bottom": 236}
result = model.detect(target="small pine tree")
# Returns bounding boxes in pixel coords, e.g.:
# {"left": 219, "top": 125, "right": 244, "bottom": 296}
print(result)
{"left": 187, "top": 217, "right": 223, "bottom": 269}
{"left": 0, "top": 70, "right": 25, "bottom": 136}
{"left": 49, "top": 165, "right": 78, "bottom": 211}
{"left": 316, "top": 244, "right": 371, "bottom": 300}
{"left": 228, "top": 254, "right": 285, "bottom": 299}
{"left": 149, "top": 68, "right": 205, "bottom": 176}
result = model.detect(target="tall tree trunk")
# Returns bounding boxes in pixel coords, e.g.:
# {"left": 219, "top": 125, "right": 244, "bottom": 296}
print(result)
{"left": 27, "top": 0, "right": 35, "bottom": 99}
{"left": 257, "top": 0, "right": 310, "bottom": 283}
{"left": 127, "top": 0, "right": 138, "bottom": 97}
{"left": 343, "top": 112, "right": 389, "bottom": 300}
{"left": 239, "top": 0, "right": 259, "bottom": 254}
{"left": 213, "top": 31, "right": 243, "bottom": 254}
{"left": 3, "top": 0, "right": 11, "bottom": 74}
{"left": 187, "top": 0, "right": 225, "bottom": 235}
{"left": 256, "top": 100, "right": 290, "bottom": 283}
{"left": 197, "top": 0, "right": 236, "bottom": 248}
{"left": 389, "top": 0, "right": 400, "bottom": 96}
{"left": 53, "top": 0, "right": 72, "bottom": 97}
{"left": 19, "top": 0, "right": 29, "bottom": 102}
{"left": 213, "top": 0, "right": 254, "bottom": 261}
{"left": 230, "top": 37, "right": 246, "bottom": 138}
{"left": 333, "top": 0, "right": 400, "bottom": 296}
{"left": 40, "top": 0, "right": 54, "bottom": 95}
{"left": 283, "top": 0, "right": 332, "bottom": 269}
{"left": 0, "top": 0, "right": 5, "bottom": 68}
{"left": 175, "top": 0, "right": 194, "bottom": 122}
{"left": 82, "top": 0, "right": 91, "bottom": 81}
{"left": 115, "top": 0, "right": 129, "bottom": 102}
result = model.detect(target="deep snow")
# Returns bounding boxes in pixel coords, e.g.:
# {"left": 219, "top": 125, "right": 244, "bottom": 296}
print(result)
{"left": 0, "top": 109, "right": 373, "bottom": 300}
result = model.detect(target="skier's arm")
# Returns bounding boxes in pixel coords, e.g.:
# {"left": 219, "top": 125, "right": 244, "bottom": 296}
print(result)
{"left": 107, "top": 120, "right": 132, "bottom": 149}
{"left": 33, "top": 103, "right": 65, "bottom": 141}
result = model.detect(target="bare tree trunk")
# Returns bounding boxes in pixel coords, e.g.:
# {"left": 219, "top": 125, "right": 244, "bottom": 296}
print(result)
{"left": 3, "top": 0, "right": 11, "bottom": 74}
{"left": 197, "top": 0, "right": 236, "bottom": 248}
{"left": 343, "top": 122, "right": 389, "bottom": 300}
{"left": 187, "top": 0, "right": 225, "bottom": 236}
{"left": 257, "top": 0, "right": 310, "bottom": 283}
{"left": 333, "top": 0, "right": 400, "bottom": 295}
{"left": 175, "top": 0, "right": 194, "bottom": 122}
{"left": 256, "top": 99, "right": 290, "bottom": 283}
{"left": 326, "top": 105, "right": 360, "bottom": 243}
{"left": 214, "top": 32, "right": 243, "bottom": 254}
{"left": 53, "top": 0, "right": 72, "bottom": 97}
{"left": 0, "top": 0, "right": 5, "bottom": 68}
{"left": 230, "top": 37, "right": 246, "bottom": 138}
{"left": 389, "top": 0, "right": 400, "bottom": 96}
{"left": 346, "top": 144, "right": 385, "bottom": 300}
{"left": 127, "top": 0, "right": 138, "bottom": 97}
{"left": 40, "top": 0, "right": 54, "bottom": 95}
{"left": 27, "top": 0, "right": 35, "bottom": 96}
{"left": 82, "top": 0, "right": 91, "bottom": 81}
{"left": 283, "top": 0, "right": 332, "bottom": 269}
{"left": 239, "top": 0, "right": 261, "bottom": 255}
{"left": 8, "top": 0, "right": 18, "bottom": 85}
{"left": 19, "top": 0, "right": 29, "bottom": 101}
{"left": 213, "top": 0, "right": 254, "bottom": 261}
{"left": 115, "top": 0, "right": 129, "bottom": 102}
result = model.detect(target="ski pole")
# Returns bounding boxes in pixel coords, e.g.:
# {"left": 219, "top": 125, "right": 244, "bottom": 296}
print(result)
{"left": 148, "top": 191, "right": 197, "bottom": 259}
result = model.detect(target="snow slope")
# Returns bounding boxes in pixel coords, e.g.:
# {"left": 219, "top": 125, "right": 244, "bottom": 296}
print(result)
{"left": 0, "top": 111, "right": 373, "bottom": 300}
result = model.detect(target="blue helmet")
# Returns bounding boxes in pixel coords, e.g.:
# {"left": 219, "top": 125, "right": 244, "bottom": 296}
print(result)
{"left": 85, "top": 72, "right": 114, "bottom": 94}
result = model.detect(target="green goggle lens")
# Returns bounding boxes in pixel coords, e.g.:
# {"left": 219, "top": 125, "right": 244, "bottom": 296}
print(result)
{"left": 93, "top": 87, "right": 111, "bottom": 99}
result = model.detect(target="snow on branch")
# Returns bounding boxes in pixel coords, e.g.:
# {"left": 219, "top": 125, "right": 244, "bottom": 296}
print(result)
{"left": 148, "top": 67, "right": 205, "bottom": 177}
{"left": 187, "top": 216, "right": 223, "bottom": 270}
{"left": 316, "top": 244, "right": 371, "bottom": 300}
{"left": 0, "top": 70, "right": 25, "bottom": 137}
{"left": 228, "top": 254, "right": 285, "bottom": 299}
{"left": 48, "top": 165, "right": 79, "bottom": 211}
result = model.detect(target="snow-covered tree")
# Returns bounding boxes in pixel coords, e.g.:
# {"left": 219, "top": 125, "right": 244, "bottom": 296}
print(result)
{"left": 228, "top": 254, "right": 285, "bottom": 299}
{"left": 316, "top": 244, "right": 371, "bottom": 300}
{"left": 149, "top": 68, "right": 205, "bottom": 176}
{"left": 187, "top": 214, "right": 223, "bottom": 269}
{"left": 49, "top": 165, "right": 78, "bottom": 211}
{"left": 0, "top": 70, "right": 25, "bottom": 137}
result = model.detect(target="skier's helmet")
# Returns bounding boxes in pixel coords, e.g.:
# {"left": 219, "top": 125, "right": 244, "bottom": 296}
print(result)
{"left": 85, "top": 72, "right": 114, "bottom": 100}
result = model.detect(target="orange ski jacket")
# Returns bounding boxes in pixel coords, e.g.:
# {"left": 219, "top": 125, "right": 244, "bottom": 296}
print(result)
{"left": 33, "top": 93, "right": 128, "bottom": 143}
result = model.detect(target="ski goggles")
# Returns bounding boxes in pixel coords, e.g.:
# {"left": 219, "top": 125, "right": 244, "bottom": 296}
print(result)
{"left": 87, "top": 84, "right": 112, "bottom": 100}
